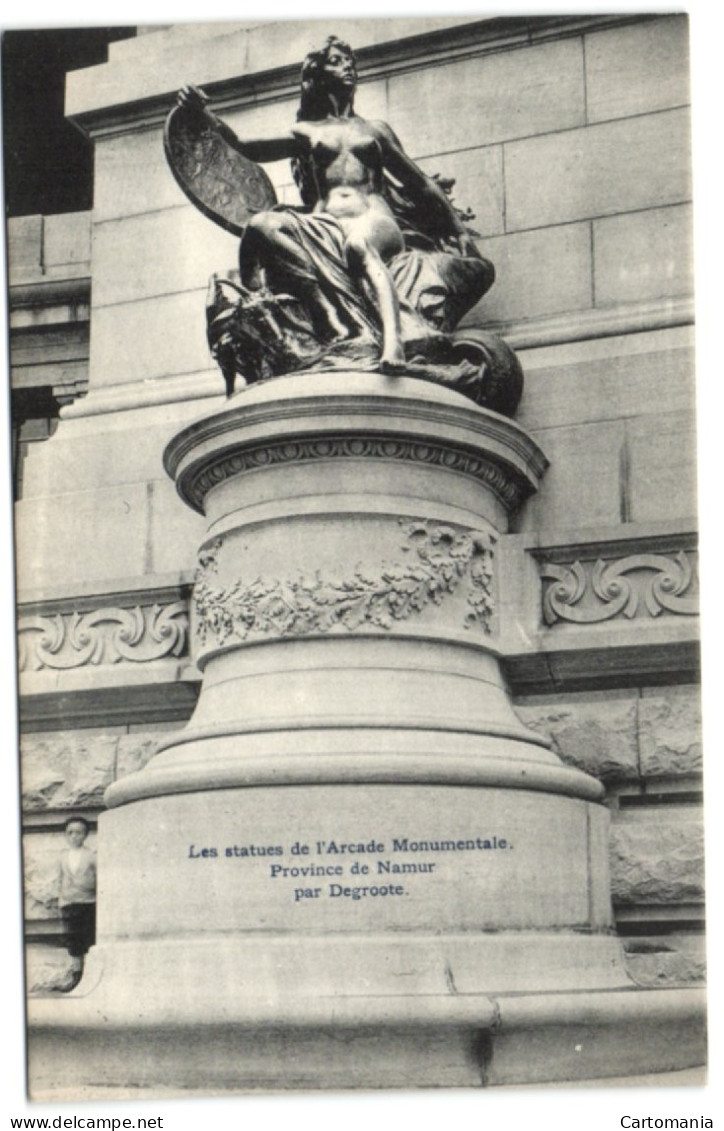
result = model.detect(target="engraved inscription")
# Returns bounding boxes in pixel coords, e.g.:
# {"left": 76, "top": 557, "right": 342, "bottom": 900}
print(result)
{"left": 185, "top": 831, "right": 513, "bottom": 904}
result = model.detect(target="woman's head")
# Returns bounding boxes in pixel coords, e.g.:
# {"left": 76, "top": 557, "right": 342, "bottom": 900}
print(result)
{"left": 298, "top": 36, "right": 357, "bottom": 119}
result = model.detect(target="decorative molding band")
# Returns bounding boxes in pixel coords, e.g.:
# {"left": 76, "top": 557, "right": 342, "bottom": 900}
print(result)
{"left": 18, "top": 602, "right": 189, "bottom": 672}
{"left": 60, "top": 369, "right": 223, "bottom": 420}
{"left": 9, "top": 275, "right": 91, "bottom": 314}
{"left": 194, "top": 521, "right": 496, "bottom": 650}
{"left": 105, "top": 748, "right": 602, "bottom": 810}
{"left": 68, "top": 14, "right": 651, "bottom": 137}
{"left": 541, "top": 551, "right": 698, "bottom": 626}
{"left": 496, "top": 295, "right": 694, "bottom": 353}
{"left": 183, "top": 435, "right": 524, "bottom": 514}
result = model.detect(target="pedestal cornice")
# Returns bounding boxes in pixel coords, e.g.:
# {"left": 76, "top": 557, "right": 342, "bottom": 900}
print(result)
{"left": 164, "top": 372, "right": 548, "bottom": 517}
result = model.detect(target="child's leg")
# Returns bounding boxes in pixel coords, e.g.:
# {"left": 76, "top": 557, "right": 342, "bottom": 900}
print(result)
{"left": 62, "top": 905, "right": 87, "bottom": 988}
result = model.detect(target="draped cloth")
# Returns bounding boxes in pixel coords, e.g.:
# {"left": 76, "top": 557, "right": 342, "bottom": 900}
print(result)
{"left": 205, "top": 206, "right": 517, "bottom": 412}
{"left": 259, "top": 209, "right": 377, "bottom": 337}
{"left": 255, "top": 206, "right": 494, "bottom": 344}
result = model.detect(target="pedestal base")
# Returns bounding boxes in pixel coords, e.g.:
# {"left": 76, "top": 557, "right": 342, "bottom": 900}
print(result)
{"left": 27, "top": 778, "right": 706, "bottom": 1096}
{"left": 29, "top": 374, "right": 704, "bottom": 1096}
{"left": 28, "top": 982, "right": 705, "bottom": 1095}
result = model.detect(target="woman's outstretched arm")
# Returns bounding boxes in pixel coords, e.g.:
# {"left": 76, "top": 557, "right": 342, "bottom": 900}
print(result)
{"left": 177, "top": 84, "right": 298, "bottom": 164}
{"left": 372, "top": 119, "right": 479, "bottom": 256}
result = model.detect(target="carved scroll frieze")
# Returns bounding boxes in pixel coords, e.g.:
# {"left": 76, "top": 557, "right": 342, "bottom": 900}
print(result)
{"left": 194, "top": 521, "right": 496, "bottom": 649}
{"left": 18, "top": 602, "right": 189, "bottom": 671}
{"left": 541, "top": 551, "right": 698, "bottom": 626}
{"left": 186, "top": 436, "right": 523, "bottom": 513}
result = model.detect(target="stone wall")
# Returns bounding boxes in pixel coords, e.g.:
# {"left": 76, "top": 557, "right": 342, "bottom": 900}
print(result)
{"left": 516, "top": 683, "right": 704, "bottom": 988}
{"left": 8, "top": 212, "right": 91, "bottom": 287}
{"left": 13, "top": 16, "right": 701, "bottom": 996}
{"left": 8, "top": 211, "right": 92, "bottom": 494}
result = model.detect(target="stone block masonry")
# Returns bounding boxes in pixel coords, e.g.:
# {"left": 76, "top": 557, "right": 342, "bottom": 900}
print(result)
{"left": 516, "top": 683, "right": 704, "bottom": 990}
{"left": 503, "top": 109, "right": 691, "bottom": 233}
{"left": 584, "top": 16, "right": 690, "bottom": 124}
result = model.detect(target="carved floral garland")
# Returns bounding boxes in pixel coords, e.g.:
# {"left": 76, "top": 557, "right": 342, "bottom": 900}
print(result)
{"left": 194, "top": 521, "right": 495, "bottom": 647}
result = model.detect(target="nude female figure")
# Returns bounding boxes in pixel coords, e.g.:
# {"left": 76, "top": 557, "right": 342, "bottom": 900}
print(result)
{"left": 180, "top": 37, "right": 484, "bottom": 373}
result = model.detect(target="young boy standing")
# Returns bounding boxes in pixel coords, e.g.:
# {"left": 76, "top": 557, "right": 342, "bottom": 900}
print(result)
{"left": 57, "top": 817, "right": 97, "bottom": 989}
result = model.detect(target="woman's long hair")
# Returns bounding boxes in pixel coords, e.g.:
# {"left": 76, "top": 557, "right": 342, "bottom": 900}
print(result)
{"left": 292, "top": 36, "right": 357, "bottom": 208}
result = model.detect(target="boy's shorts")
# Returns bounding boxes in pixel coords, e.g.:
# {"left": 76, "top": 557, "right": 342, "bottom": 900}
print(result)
{"left": 61, "top": 902, "right": 96, "bottom": 957}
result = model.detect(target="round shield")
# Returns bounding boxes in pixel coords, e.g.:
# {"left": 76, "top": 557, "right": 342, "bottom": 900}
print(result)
{"left": 164, "top": 102, "right": 278, "bottom": 238}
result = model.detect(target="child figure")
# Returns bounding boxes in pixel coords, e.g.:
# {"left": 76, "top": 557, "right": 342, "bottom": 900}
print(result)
{"left": 57, "top": 817, "right": 97, "bottom": 989}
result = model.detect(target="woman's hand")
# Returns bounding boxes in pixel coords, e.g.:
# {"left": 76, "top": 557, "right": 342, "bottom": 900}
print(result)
{"left": 454, "top": 231, "right": 481, "bottom": 259}
{"left": 175, "top": 84, "right": 296, "bottom": 163}
{"left": 177, "top": 84, "right": 210, "bottom": 113}
{"left": 441, "top": 230, "right": 480, "bottom": 258}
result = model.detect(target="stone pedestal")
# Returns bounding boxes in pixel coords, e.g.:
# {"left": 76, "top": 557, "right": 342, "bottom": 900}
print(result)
{"left": 28, "top": 374, "right": 705, "bottom": 1093}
